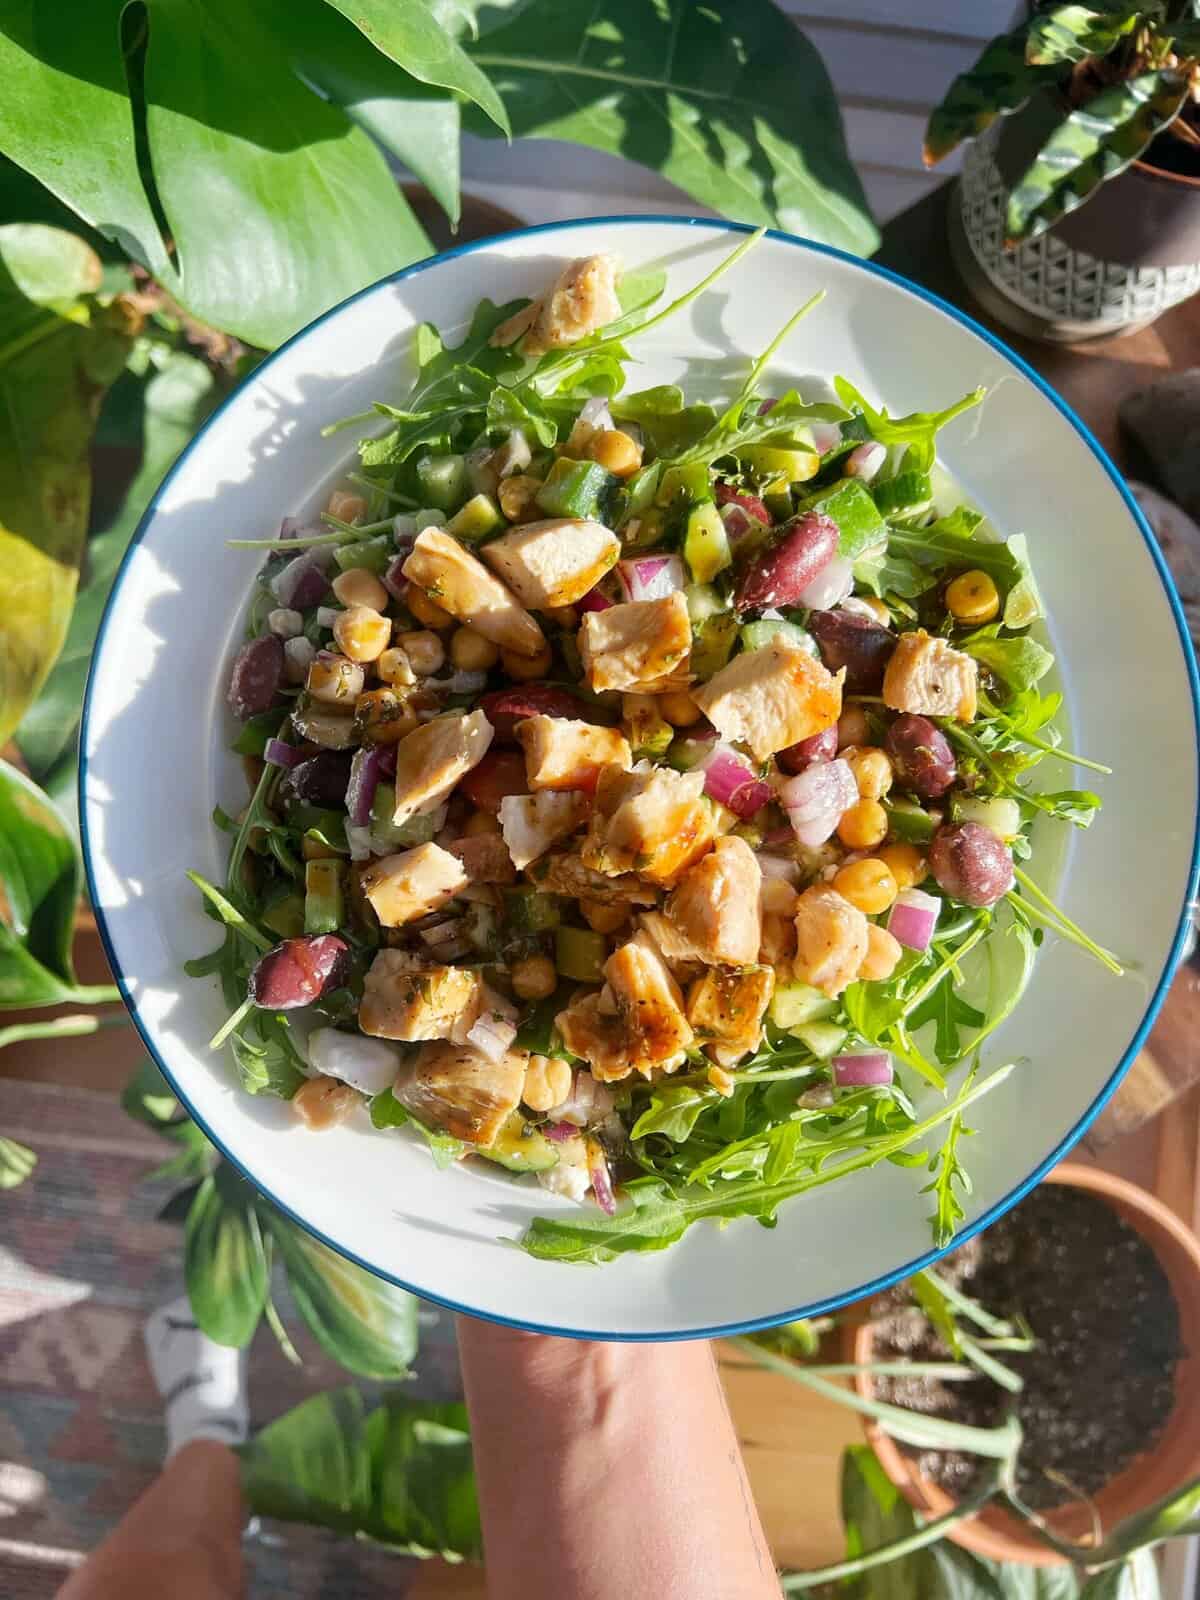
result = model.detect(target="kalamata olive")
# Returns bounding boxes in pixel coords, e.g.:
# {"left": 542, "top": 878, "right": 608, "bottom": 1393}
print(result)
{"left": 715, "top": 483, "right": 771, "bottom": 526}
{"left": 808, "top": 608, "right": 896, "bottom": 693}
{"left": 929, "top": 822, "right": 1014, "bottom": 909}
{"left": 480, "top": 684, "right": 598, "bottom": 743}
{"left": 777, "top": 725, "right": 839, "bottom": 774}
{"left": 885, "top": 714, "right": 957, "bottom": 799}
{"left": 459, "top": 749, "right": 529, "bottom": 813}
{"left": 249, "top": 934, "right": 350, "bottom": 1009}
{"left": 733, "top": 511, "right": 838, "bottom": 614}
{"left": 227, "top": 635, "right": 285, "bottom": 719}
{"left": 287, "top": 749, "right": 355, "bottom": 808}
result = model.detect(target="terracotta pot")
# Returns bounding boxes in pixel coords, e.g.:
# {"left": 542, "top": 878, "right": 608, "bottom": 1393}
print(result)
{"left": 948, "top": 89, "right": 1200, "bottom": 342}
{"left": 851, "top": 1163, "right": 1200, "bottom": 1566}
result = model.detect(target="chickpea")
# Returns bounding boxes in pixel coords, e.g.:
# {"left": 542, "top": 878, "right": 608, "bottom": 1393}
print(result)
{"left": 463, "top": 809, "right": 502, "bottom": 838}
{"left": 355, "top": 688, "right": 417, "bottom": 744}
{"left": 307, "top": 651, "right": 364, "bottom": 705}
{"left": 501, "top": 640, "right": 554, "bottom": 681}
{"left": 834, "top": 857, "right": 898, "bottom": 915}
{"left": 405, "top": 583, "right": 454, "bottom": 630}
{"left": 659, "top": 690, "right": 702, "bottom": 728}
{"left": 511, "top": 953, "right": 558, "bottom": 1001}
{"left": 946, "top": 569, "right": 1000, "bottom": 625}
{"left": 333, "top": 605, "right": 391, "bottom": 664}
{"left": 876, "top": 842, "right": 927, "bottom": 892}
{"left": 843, "top": 745, "right": 894, "bottom": 802}
{"left": 327, "top": 490, "right": 368, "bottom": 524}
{"left": 522, "top": 1054, "right": 573, "bottom": 1113}
{"left": 293, "top": 1075, "right": 358, "bottom": 1129}
{"left": 760, "top": 877, "right": 799, "bottom": 916}
{"left": 332, "top": 566, "right": 389, "bottom": 612}
{"left": 581, "top": 898, "right": 628, "bottom": 934}
{"left": 588, "top": 428, "right": 644, "bottom": 478}
{"left": 450, "top": 626, "right": 500, "bottom": 672}
{"left": 837, "top": 705, "right": 871, "bottom": 749}
{"left": 837, "top": 797, "right": 889, "bottom": 851}
{"left": 498, "top": 475, "right": 544, "bottom": 522}
{"left": 707, "top": 1064, "right": 736, "bottom": 1097}
{"left": 859, "top": 923, "right": 903, "bottom": 982}
{"left": 267, "top": 607, "right": 303, "bottom": 639}
{"left": 376, "top": 646, "right": 416, "bottom": 688}
{"left": 396, "top": 629, "right": 445, "bottom": 677}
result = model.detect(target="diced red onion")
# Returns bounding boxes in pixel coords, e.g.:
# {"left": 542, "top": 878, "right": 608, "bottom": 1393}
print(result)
{"left": 617, "top": 554, "right": 686, "bottom": 603}
{"left": 554, "top": 1070, "right": 615, "bottom": 1128}
{"left": 467, "top": 1012, "right": 518, "bottom": 1062}
{"left": 758, "top": 398, "right": 777, "bottom": 416}
{"left": 577, "top": 586, "right": 614, "bottom": 614}
{"left": 699, "top": 743, "right": 772, "bottom": 818}
{"left": 279, "top": 516, "right": 302, "bottom": 541}
{"left": 780, "top": 758, "right": 858, "bottom": 847}
{"left": 845, "top": 442, "right": 887, "bottom": 483}
{"left": 544, "top": 1120, "right": 579, "bottom": 1144}
{"left": 271, "top": 551, "right": 331, "bottom": 609}
{"left": 264, "top": 737, "right": 304, "bottom": 769}
{"left": 797, "top": 554, "right": 854, "bottom": 611}
{"left": 833, "top": 1050, "right": 894, "bottom": 1087}
{"left": 888, "top": 888, "right": 941, "bottom": 952}
{"left": 580, "top": 395, "right": 615, "bottom": 432}
{"left": 346, "top": 745, "right": 384, "bottom": 827}
{"left": 382, "top": 554, "right": 409, "bottom": 601}
{"left": 810, "top": 420, "right": 843, "bottom": 456}
{"left": 715, "top": 484, "right": 771, "bottom": 526}
{"left": 377, "top": 744, "right": 398, "bottom": 777}
{"left": 346, "top": 823, "right": 373, "bottom": 862}
{"left": 586, "top": 1138, "right": 617, "bottom": 1215}
{"left": 317, "top": 605, "right": 341, "bottom": 628}
{"left": 720, "top": 504, "right": 759, "bottom": 543}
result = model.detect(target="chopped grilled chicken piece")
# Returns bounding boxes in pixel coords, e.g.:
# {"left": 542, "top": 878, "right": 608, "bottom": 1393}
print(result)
{"left": 637, "top": 910, "right": 706, "bottom": 972}
{"left": 498, "top": 792, "right": 588, "bottom": 871}
{"left": 581, "top": 761, "right": 717, "bottom": 887}
{"left": 557, "top": 933, "right": 693, "bottom": 1082}
{"left": 489, "top": 254, "right": 622, "bottom": 357}
{"left": 402, "top": 528, "right": 545, "bottom": 658}
{"left": 528, "top": 849, "right": 659, "bottom": 906}
{"left": 579, "top": 592, "right": 692, "bottom": 693}
{"left": 359, "top": 950, "right": 484, "bottom": 1042}
{"left": 480, "top": 519, "right": 620, "bottom": 609}
{"left": 882, "top": 630, "right": 978, "bottom": 722}
{"left": 393, "top": 1039, "right": 528, "bottom": 1147}
{"left": 662, "top": 835, "right": 762, "bottom": 966}
{"left": 360, "top": 843, "right": 468, "bottom": 928}
{"left": 792, "top": 884, "right": 869, "bottom": 998}
{"left": 686, "top": 966, "right": 775, "bottom": 1065}
{"left": 446, "top": 832, "right": 516, "bottom": 885}
{"left": 391, "top": 709, "right": 493, "bottom": 825}
{"left": 693, "top": 639, "right": 842, "bottom": 761}
{"left": 515, "top": 715, "right": 631, "bottom": 792}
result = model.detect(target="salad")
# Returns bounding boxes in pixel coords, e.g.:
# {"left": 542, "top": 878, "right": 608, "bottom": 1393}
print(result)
{"left": 190, "top": 234, "right": 1119, "bottom": 1265}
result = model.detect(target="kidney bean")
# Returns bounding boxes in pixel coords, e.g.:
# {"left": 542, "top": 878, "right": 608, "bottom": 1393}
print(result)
{"left": 249, "top": 934, "right": 350, "bottom": 1009}
{"left": 885, "top": 714, "right": 957, "bottom": 799}
{"left": 929, "top": 822, "right": 1014, "bottom": 908}
{"left": 733, "top": 511, "right": 838, "bottom": 614}
{"left": 715, "top": 483, "right": 771, "bottom": 526}
{"left": 287, "top": 749, "right": 355, "bottom": 808}
{"left": 227, "top": 635, "right": 285, "bottom": 719}
{"left": 807, "top": 608, "right": 896, "bottom": 693}
{"left": 459, "top": 749, "right": 529, "bottom": 813}
{"left": 480, "top": 684, "right": 601, "bottom": 743}
{"left": 777, "top": 725, "right": 839, "bottom": 774}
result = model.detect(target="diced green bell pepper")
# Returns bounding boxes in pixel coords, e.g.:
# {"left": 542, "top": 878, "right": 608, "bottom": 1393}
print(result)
{"left": 504, "top": 886, "right": 562, "bottom": 935}
{"left": 684, "top": 502, "right": 732, "bottom": 584}
{"left": 536, "top": 457, "right": 612, "bottom": 519}
{"left": 446, "top": 493, "right": 504, "bottom": 543}
{"left": 304, "top": 858, "right": 344, "bottom": 934}
{"left": 416, "top": 454, "right": 469, "bottom": 512}
{"left": 656, "top": 461, "right": 711, "bottom": 508}
{"left": 555, "top": 924, "right": 608, "bottom": 982}
{"left": 884, "top": 797, "right": 937, "bottom": 843}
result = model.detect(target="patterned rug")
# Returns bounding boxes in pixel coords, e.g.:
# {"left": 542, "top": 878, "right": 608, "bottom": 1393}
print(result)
{"left": 0, "top": 1078, "right": 467, "bottom": 1598}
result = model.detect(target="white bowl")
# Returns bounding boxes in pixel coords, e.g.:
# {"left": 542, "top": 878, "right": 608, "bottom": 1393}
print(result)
{"left": 81, "top": 218, "right": 1200, "bottom": 1339}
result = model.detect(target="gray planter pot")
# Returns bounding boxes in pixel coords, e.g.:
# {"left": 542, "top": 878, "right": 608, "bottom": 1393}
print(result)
{"left": 948, "top": 97, "right": 1200, "bottom": 343}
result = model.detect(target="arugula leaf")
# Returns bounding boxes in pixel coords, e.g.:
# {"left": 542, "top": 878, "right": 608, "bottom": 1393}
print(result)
{"left": 921, "top": 1065, "right": 981, "bottom": 1248}
{"left": 963, "top": 628, "right": 1054, "bottom": 692}
{"left": 1003, "top": 532, "right": 1044, "bottom": 626}
{"left": 853, "top": 545, "right": 933, "bottom": 602}
{"left": 610, "top": 386, "right": 719, "bottom": 458}
{"left": 887, "top": 521, "right": 1020, "bottom": 586}
{"left": 908, "top": 982, "right": 985, "bottom": 1067}
{"left": 485, "top": 382, "right": 556, "bottom": 447}
{"left": 833, "top": 377, "right": 984, "bottom": 472}
{"left": 630, "top": 1082, "right": 719, "bottom": 1142}
{"left": 369, "top": 1088, "right": 467, "bottom": 1167}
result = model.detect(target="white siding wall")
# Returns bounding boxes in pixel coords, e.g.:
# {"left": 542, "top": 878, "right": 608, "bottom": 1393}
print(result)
{"left": 459, "top": 1, "right": 1026, "bottom": 231}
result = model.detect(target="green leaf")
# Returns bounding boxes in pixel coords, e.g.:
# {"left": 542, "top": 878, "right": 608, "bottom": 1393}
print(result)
{"left": 0, "top": 1134, "right": 36, "bottom": 1189}
{"left": 262, "top": 1206, "right": 418, "bottom": 1379}
{"left": 964, "top": 629, "right": 1054, "bottom": 693}
{"left": 184, "top": 1165, "right": 269, "bottom": 1346}
{"left": 17, "top": 351, "right": 219, "bottom": 785}
{"left": 1078, "top": 1553, "right": 1160, "bottom": 1600}
{"left": 1006, "top": 70, "right": 1190, "bottom": 245}
{"left": 0, "top": 223, "right": 132, "bottom": 745}
{"left": 1080, "top": 1474, "right": 1200, "bottom": 1566}
{"left": 369, "top": 1398, "right": 481, "bottom": 1558}
{"left": 318, "top": 0, "right": 509, "bottom": 133}
{"left": 228, "top": 1010, "right": 308, "bottom": 1100}
{"left": 924, "top": 28, "right": 1058, "bottom": 165}
{"left": 921, "top": 1064, "right": 980, "bottom": 1248}
{"left": 121, "top": 1056, "right": 216, "bottom": 1182}
{"left": 239, "top": 1387, "right": 373, "bottom": 1532}
{"left": 908, "top": 981, "right": 985, "bottom": 1066}
{"left": 466, "top": 0, "right": 878, "bottom": 256}
{"left": 910, "top": 1270, "right": 963, "bottom": 1359}
{"left": 631, "top": 1082, "right": 718, "bottom": 1142}
{"left": 833, "top": 377, "right": 983, "bottom": 473}
{"left": 1026, "top": 6, "right": 1142, "bottom": 67}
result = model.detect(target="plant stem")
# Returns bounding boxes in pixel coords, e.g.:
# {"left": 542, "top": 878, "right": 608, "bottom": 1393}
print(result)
{"left": 921, "top": 1268, "right": 1016, "bottom": 1338}
{"left": 1009, "top": 867, "right": 1123, "bottom": 975}
{"left": 0, "top": 1014, "right": 104, "bottom": 1050}
{"left": 208, "top": 998, "right": 254, "bottom": 1052}
{"left": 186, "top": 870, "right": 272, "bottom": 953}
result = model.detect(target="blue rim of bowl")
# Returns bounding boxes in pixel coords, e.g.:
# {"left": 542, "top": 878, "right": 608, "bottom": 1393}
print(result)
{"left": 80, "top": 215, "right": 1200, "bottom": 1341}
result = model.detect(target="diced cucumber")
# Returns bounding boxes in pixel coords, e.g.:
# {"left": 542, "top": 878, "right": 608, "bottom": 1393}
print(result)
{"left": 624, "top": 460, "right": 662, "bottom": 515}
{"left": 477, "top": 1110, "right": 559, "bottom": 1174}
{"left": 416, "top": 454, "right": 469, "bottom": 512}
{"left": 262, "top": 890, "right": 306, "bottom": 939}
{"left": 536, "top": 458, "right": 613, "bottom": 519}
{"left": 793, "top": 1021, "right": 847, "bottom": 1060}
{"left": 873, "top": 470, "right": 933, "bottom": 517}
{"left": 414, "top": 508, "right": 447, "bottom": 531}
{"left": 446, "top": 492, "right": 504, "bottom": 543}
{"left": 684, "top": 502, "right": 732, "bottom": 584}
{"left": 770, "top": 982, "right": 837, "bottom": 1029}
{"left": 801, "top": 478, "right": 887, "bottom": 560}
{"left": 656, "top": 461, "right": 711, "bottom": 507}
{"left": 504, "top": 885, "right": 562, "bottom": 935}
{"left": 304, "top": 858, "right": 344, "bottom": 934}
{"left": 884, "top": 797, "right": 937, "bottom": 843}
{"left": 685, "top": 582, "right": 724, "bottom": 624}
{"left": 369, "top": 783, "right": 442, "bottom": 851}
{"left": 623, "top": 696, "right": 673, "bottom": 761}
{"left": 736, "top": 441, "right": 819, "bottom": 483}
{"left": 334, "top": 534, "right": 393, "bottom": 574}
{"left": 739, "top": 618, "right": 816, "bottom": 655}
{"left": 555, "top": 925, "right": 608, "bottom": 982}
{"left": 690, "top": 613, "right": 739, "bottom": 679}
{"left": 953, "top": 794, "right": 1021, "bottom": 841}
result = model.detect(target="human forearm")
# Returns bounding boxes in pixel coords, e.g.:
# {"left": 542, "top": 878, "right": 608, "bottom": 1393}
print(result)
{"left": 457, "top": 1319, "right": 781, "bottom": 1600}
